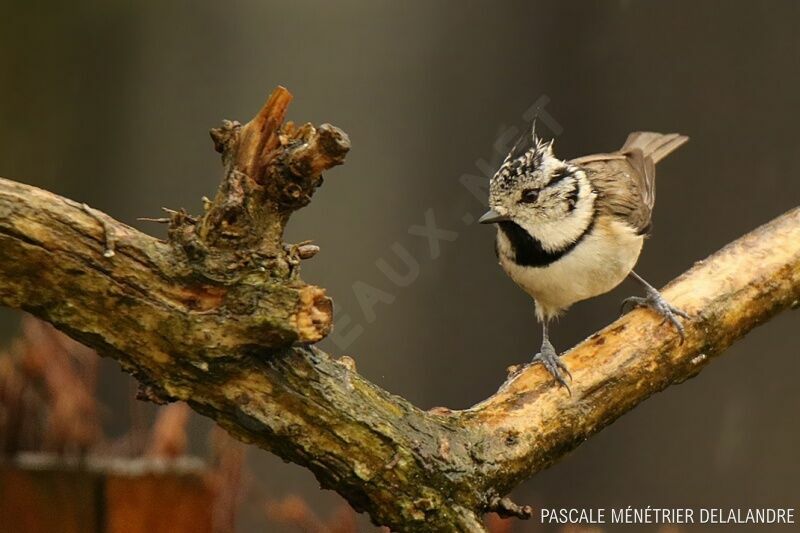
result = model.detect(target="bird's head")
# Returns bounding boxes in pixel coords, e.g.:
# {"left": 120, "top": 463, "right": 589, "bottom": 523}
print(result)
{"left": 480, "top": 125, "right": 595, "bottom": 248}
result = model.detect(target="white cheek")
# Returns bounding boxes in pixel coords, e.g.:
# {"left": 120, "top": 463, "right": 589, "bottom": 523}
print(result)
{"left": 519, "top": 179, "right": 595, "bottom": 251}
{"left": 496, "top": 229, "right": 513, "bottom": 258}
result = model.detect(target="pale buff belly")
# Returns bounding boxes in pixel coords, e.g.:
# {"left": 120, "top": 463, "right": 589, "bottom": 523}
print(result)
{"left": 498, "top": 219, "right": 644, "bottom": 321}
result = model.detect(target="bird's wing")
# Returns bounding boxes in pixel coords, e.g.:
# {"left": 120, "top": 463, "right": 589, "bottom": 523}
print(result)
{"left": 573, "top": 156, "right": 655, "bottom": 235}
{"left": 619, "top": 132, "right": 687, "bottom": 213}
{"left": 569, "top": 153, "right": 627, "bottom": 165}
{"left": 570, "top": 132, "right": 688, "bottom": 235}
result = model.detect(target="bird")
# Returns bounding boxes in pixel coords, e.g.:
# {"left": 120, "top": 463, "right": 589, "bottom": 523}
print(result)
{"left": 479, "top": 126, "right": 689, "bottom": 389}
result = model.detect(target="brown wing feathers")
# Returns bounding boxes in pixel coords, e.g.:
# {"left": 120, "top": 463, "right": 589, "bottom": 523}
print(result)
{"left": 620, "top": 131, "right": 689, "bottom": 213}
{"left": 622, "top": 131, "right": 690, "bottom": 165}
{"left": 572, "top": 131, "right": 688, "bottom": 235}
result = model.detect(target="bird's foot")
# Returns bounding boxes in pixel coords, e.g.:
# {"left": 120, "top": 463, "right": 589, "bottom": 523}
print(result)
{"left": 621, "top": 287, "right": 690, "bottom": 341}
{"left": 532, "top": 339, "right": 572, "bottom": 392}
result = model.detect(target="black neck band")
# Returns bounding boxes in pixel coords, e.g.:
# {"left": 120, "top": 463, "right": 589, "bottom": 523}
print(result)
{"left": 497, "top": 212, "right": 596, "bottom": 268}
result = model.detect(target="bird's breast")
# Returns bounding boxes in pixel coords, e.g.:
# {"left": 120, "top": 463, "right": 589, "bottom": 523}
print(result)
{"left": 496, "top": 217, "right": 644, "bottom": 320}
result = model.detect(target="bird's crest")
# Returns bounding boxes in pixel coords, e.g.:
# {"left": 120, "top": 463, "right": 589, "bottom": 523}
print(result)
{"left": 491, "top": 122, "right": 555, "bottom": 193}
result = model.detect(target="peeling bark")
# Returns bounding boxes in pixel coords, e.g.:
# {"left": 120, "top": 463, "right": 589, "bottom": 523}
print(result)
{"left": 0, "top": 87, "right": 798, "bottom": 532}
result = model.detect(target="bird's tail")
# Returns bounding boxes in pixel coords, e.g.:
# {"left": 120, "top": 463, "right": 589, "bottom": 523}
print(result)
{"left": 621, "top": 132, "right": 689, "bottom": 164}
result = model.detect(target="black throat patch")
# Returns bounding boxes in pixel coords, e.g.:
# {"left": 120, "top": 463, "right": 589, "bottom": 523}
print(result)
{"left": 497, "top": 213, "right": 596, "bottom": 268}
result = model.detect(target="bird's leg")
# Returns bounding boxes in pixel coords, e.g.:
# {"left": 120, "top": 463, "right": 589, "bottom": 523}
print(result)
{"left": 621, "top": 270, "right": 690, "bottom": 341}
{"left": 532, "top": 321, "right": 572, "bottom": 390}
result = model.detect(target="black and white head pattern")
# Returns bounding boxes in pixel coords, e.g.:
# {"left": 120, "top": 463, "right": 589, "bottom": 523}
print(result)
{"left": 489, "top": 125, "right": 586, "bottom": 214}
{"left": 488, "top": 124, "right": 598, "bottom": 266}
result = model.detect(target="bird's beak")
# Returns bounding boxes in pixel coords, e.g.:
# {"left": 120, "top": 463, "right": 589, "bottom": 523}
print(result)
{"left": 478, "top": 209, "right": 510, "bottom": 224}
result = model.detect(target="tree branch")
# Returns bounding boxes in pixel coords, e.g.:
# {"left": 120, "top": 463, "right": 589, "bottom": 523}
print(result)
{"left": 0, "top": 87, "right": 798, "bottom": 532}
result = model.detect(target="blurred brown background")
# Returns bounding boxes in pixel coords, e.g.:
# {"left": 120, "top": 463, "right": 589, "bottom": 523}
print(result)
{"left": 1, "top": 1, "right": 798, "bottom": 532}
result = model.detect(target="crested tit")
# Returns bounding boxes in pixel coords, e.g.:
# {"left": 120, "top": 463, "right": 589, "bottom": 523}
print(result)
{"left": 480, "top": 127, "right": 689, "bottom": 388}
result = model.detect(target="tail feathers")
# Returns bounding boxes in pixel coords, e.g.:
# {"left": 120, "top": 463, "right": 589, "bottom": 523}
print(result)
{"left": 621, "top": 132, "right": 689, "bottom": 164}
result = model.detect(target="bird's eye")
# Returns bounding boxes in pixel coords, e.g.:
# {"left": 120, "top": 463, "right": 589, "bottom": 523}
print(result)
{"left": 519, "top": 188, "right": 540, "bottom": 203}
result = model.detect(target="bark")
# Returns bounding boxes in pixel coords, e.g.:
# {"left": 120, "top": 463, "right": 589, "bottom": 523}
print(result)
{"left": 0, "top": 86, "right": 798, "bottom": 532}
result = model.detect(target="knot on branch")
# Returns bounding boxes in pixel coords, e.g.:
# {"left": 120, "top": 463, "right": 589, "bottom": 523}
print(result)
{"left": 486, "top": 491, "right": 533, "bottom": 520}
{"left": 295, "top": 285, "right": 333, "bottom": 342}
{"left": 268, "top": 121, "right": 350, "bottom": 211}
{"left": 165, "top": 86, "right": 350, "bottom": 284}
{"left": 143, "top": 87, "right": 348, "bottom": 345}
{"left": 209, "top": 119, "right": 242, "bottom": 166}
{"left": 198, "top": 87, "right": 349, "bottom": 255}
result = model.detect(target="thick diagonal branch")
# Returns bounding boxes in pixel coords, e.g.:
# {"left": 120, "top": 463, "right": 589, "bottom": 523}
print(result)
{"left": 0, "top": 88, "right": 797, "bottom": 532}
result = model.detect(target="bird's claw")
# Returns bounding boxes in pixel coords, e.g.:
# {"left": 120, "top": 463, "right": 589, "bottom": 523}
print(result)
{"left": 620, "top": 290, "right": 689, "bottom": 342}
{"left": 620, "top": 296, "right": 645, "bottom": 315}
{"left": 532, "top": 342, "right": 572, "bottom": 393}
